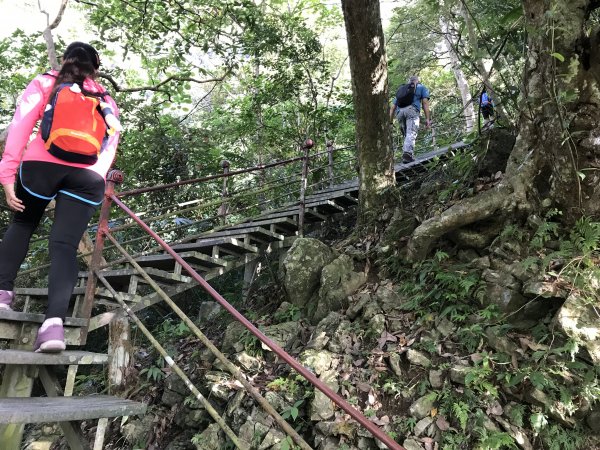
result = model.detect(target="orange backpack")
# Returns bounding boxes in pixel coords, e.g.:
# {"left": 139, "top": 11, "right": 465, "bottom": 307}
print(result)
{"left": 41, "top": 81, "right": 108, "bottom": 164}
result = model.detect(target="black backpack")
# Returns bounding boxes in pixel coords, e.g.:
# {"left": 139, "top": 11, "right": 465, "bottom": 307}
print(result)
{"left": 395, "top": 83, "right": 416, "bottom": 108}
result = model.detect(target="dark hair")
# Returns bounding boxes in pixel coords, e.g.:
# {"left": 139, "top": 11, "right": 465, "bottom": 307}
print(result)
{"left": 50, "top": 42, "right": 100, "bottom": 98}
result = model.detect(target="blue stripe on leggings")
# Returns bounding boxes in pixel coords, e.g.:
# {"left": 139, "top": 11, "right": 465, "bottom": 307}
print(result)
{"left": 19, "top": 164, "right": 56, "bottom": 200}
{"left": 58, "top": 190, "right": 103, "bottom": 206}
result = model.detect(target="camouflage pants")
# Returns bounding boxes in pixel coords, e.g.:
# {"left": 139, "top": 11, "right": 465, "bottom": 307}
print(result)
{"left": 396, "top": 105, "right": 420, "bottom": 156}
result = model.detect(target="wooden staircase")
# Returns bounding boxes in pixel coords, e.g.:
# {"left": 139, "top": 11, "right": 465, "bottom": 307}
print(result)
{"left": 0, "top": 142, "right": 466, "bottom": 449}
{"left": 0, "top": 347, "right": 146, "bottom": 449}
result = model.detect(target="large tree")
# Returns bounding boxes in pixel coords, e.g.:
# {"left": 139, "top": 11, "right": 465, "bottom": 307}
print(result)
{"left": 340, "top": 0, "right": 395, "bottom": 229}
{"left": 408, "top": 0, "right": 600, "bottom": 260}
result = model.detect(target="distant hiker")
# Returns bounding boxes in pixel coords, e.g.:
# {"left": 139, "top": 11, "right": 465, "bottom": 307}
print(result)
{"left": 389, "top": 75, "right": 431, "bottom": 163}
{"left": 480, "top": 88, "right": 495, "bottom": 128}
{"left": 0, "top": 42, "right": 121, "bottom": 353}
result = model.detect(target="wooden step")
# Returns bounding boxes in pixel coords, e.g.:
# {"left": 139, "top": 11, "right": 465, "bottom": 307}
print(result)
{"left": 0, "top": 310, "right": 87, "bottom": 327}
{"left": 82, "top": 267, "right": 192, "bottom": 288}
{"left": 225, "top": 217, "right": 298, "bottom": 233}
{"left": 0, "top": 311, "right": 86, "bottom": 345}
{"left": 134, "top": 251, "right": 228, "bottom": 271}
{"left": 0, "top": 396, "right": 146, "bottom": 423}
{"left": 171, "top": 237, "right": 258, "bottom": 257}
{"left": 0, "top": 350, "right": 107, "bottom": 365}
{"left": 199, "top": 226, "right": 285, "bottom": 245}
{"left": 15, "top": 287, "right": 86, "bottom": 298}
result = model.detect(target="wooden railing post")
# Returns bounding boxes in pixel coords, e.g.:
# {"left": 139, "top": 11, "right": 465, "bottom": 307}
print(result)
{"left": 79, "top": 169, "right": 123, "bottom": 344}
{"left": 327, "top": 140, "right": 335, "bottom": 187}
{"left": 219, "top": 160, "right": 230, "bottom": 225}
{"left": 298, "top": 139, "right": 314, "bottom": 237}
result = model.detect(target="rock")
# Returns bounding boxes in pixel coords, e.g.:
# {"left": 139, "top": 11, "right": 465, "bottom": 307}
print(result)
{"left": 450, "top": 364, "right": 470, "bottom": 385}
{"left": 458, "top": 249, "right": 480, "bottom": 262}
{"left": 376, "top": 281, "right": 409, "bottom": 314}
{"left": 525, "top": 388, "right": 576, "bottom": 427}
{"left": 193, "top": 423, "right": 225, "bottom": 450}
{"left": 495, "top": 417, "right": 533, "bottom": 450}
{"left": 233, "top": 351, "right": 262, "bottom": 371}
{"left": 165, "top": 372, "right": 189, "bottom": 395}
{"left": 556, "top": 293, "right": 600, "bottom": 364}
{"left": 470, "top": 256, "right": 491, "bottom": 270}
{"left": 429, "top": 370, "right": 444, "bottom": 389}
{"left": 260, "top": 321, "right": 300, "bottom": 351}
{"left": 221, "top": 321, "right": 247, "bottom": 354}
{"left": 282, "top": 238, "right": 335, "bottom": 307}
{"left": 407, "top": 349, "right": 432, "bottom": 368}
{"left": 484, "top": 283, "right": 528, "bottom": 319}
{"left": 368, "top": 314, "right": 386, "bottom": 338}
{"left": 523, "top": 281, "right": 568, "bottom": 299}
{"left": 347, "top": 292, "right": 372, "bottom": 320}
{"left": 402, "top": 438, "right": 424, "bottom": 450}
{"left": 165, "top": 431, "right": 197, "bottom": 450}
{"left": 389, "top": 353, "right": 404, "bottom": 377}
{"left": 310, "top": 369, "right": 339, "bottom": 421}
{"left": 586, "top": 409, "right": 600, "bottom": 433}
{"left": 205, "top": 371, "right": 236, "bottom": 401}
{"left": 436, "top": 318, "right": 455, "bottom": 337}
{"left": 327, "top": 320, "right": 354, "bottom": 354}
{"left": 180, "top": 408, "right": 210, "bottom": 428}
{"left": 485, "top": 328, "right": 520, "bottom": 356}
{"left": 409, "top": 394, "right": 436, "bottom": 419}
{"left": 198, "top": 302, "right": 222, "bottom": 323}
{"left": 258, "top": 427, "right": 286, "bottom": 449}
{"left": 414, "top": 416, "right": 434, "bottom": 437}
{"left": 121, "top": 414, "right": 155, "bottom": 445}
{"left": 161, "top": 388, "right": 184, "bottom": 407}
{"left": 312, "top": 254, "right": 367, "bottom": 323}
{"left": 357, "top": 437, "right": 378, "bottom": 449}
{"left": 264, "top": 391, "right": 288, "bottom": 412}
{"left": 239, "top": 419, "right": 270, "bottom": 447}
{"left": 300, "top": 349, "right": 336, "bottom": 375}
{"left": 307, "top": 312, "right": 344, "bottom": 351}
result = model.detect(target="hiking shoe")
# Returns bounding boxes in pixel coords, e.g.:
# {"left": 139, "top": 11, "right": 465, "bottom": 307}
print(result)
{"left": 0, "top": 290, "right": 14, "bottom": 311}
{"left": 34, "top": 318, "right": 66, "bottom": 353}
{"left": 402, "top": 153, "right": 415, "bottom": 163}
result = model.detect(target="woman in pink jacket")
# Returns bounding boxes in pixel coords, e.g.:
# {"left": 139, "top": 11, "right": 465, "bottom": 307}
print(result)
{"left": 0, "top": 42, "right": 120, "bottom": 352}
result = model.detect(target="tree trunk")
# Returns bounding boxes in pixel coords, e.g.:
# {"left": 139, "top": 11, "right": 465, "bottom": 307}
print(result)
{"left": 460, "top": 0, "right": 511, "bottom": 124}
{"left": 341, "top": 0, "right": 395, "bottom": 229}
{"left": 440, "top": 17, "right": 475, "bottom": 132}
{"left": 408, "top": 0, "right": 600, "bottom": 260}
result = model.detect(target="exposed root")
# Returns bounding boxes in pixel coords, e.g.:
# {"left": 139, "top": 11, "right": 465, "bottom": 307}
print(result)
{"left": 406, "top": 182, "right": 514, "bottom": 262}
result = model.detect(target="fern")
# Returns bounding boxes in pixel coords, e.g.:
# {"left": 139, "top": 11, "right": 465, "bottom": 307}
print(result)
{"left": 452, "top": 401, "right": 470, "bottom": 431}
{"left": 478, "top": 431, "right": 518, "bottom": 449}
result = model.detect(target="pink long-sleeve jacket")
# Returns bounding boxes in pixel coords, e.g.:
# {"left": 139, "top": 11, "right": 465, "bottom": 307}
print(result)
{"left": 0, "top": 71, "right": 120, "bottom": 185}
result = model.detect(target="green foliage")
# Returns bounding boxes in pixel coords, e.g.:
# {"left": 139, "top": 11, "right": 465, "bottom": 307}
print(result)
{"left": 451, "top": 401, "right": 470, "bottom": 431}
{"left": 281, "top": 399, "right": 304, "bottom": 422}
{"left": 140, "top": 363, "right": 165, "bottom": 382}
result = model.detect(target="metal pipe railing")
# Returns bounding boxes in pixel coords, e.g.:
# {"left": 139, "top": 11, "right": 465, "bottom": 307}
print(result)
{"left": 109, "top": 194, "right": 403, "bottom": 450}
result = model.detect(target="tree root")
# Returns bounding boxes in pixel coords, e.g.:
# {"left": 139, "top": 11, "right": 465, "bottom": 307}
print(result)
{"left": 406, "top": 183, "right": 514, "bottom": 262}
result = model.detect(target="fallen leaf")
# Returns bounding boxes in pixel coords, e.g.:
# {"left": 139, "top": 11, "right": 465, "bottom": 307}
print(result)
{"left": 436, "top": 415, "right": 450, "bottom": 431}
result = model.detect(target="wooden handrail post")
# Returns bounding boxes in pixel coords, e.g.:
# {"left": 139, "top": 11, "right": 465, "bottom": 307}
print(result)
{"left": 327, "top": 140, "right": 334, "bottom": 188}
{"left": 79, "top": 169, "right": 123, "bottom": 344}
{"left": 219, "top": 160, "right": 230, "bottom": 225}
{"left": 298, "top": 138, "right": 314, "bottom": 237}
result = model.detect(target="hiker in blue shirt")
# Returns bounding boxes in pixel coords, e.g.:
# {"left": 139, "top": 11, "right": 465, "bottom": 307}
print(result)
{"left": 480, "top": 88, "right": 495, "bottom": 128}
{"left": 389, "top": 75, "right": 431, "bottom": 163}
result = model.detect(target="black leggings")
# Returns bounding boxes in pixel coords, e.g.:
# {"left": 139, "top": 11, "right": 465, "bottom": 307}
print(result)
{"left": 0, "top": 161, "right": 105, "bottom": 320}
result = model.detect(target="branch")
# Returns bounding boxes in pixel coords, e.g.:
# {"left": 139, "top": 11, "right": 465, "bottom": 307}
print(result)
{"left": 39, "top": 0, "right": 68, "bottom": 70}
{"left": 98, "top": 72, "right": 229, "bottom": 93}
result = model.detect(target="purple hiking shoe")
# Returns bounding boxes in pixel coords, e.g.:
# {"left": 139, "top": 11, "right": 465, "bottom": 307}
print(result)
{"left": 0, "top": 290, "right": 14, "bottom": 311}
{"left": 34, "top": 318, "right": 66, "bottom": 353}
